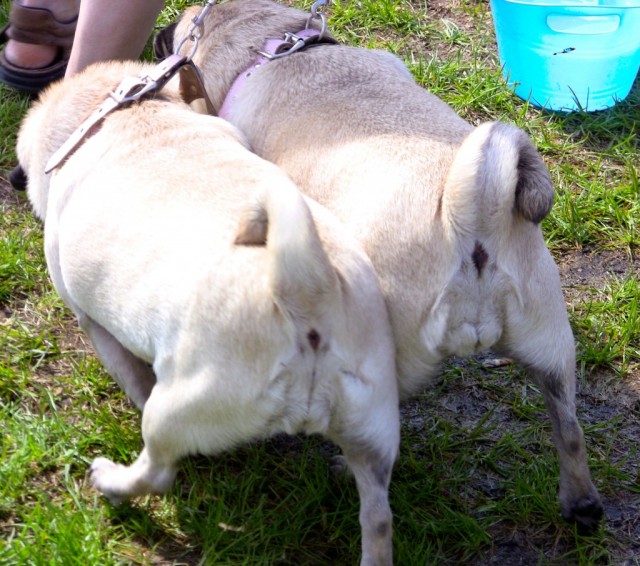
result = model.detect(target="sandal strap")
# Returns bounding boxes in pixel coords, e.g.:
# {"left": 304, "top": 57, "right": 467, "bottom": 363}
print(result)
{"left": 7, "top": 2, "right": 77, "bottom": 53}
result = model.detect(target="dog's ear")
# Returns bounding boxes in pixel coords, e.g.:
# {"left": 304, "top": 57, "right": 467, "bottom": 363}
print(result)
{"left": 235, "top": 203, "right": 268, "bottom": 246}
{"left": 153, "top": 22, "right": 178, "bottom": 60}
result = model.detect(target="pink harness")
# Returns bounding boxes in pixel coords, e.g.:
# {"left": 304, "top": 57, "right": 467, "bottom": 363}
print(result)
{"left": 219, "top": 28, "right": 332, "bottom": 120}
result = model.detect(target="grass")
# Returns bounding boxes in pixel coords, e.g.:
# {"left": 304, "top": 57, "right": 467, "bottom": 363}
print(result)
{"left": 1, "top": 0, "right": 639, "bottom": 563}
{"left": 572, "top": 276, "right": 639, "bottom": 375}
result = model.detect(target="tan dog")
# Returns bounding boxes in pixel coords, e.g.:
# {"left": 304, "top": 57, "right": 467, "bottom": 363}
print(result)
{"left": 158, "top": 0, "right": 603, "bottom": 529}
{"left": 15, "top": 60, "right": 400, "bottom": 565}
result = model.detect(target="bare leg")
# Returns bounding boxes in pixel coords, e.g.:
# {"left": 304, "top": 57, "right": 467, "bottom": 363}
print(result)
{"left": 65, "top": 0, "right": 165, "bottom": 76}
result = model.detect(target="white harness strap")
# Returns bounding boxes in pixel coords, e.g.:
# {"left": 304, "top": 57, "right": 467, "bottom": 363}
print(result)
{"left": 45, "top": 55, "right": 213, "bottom": 173}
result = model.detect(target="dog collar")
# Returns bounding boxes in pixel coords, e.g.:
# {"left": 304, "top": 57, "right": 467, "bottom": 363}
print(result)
{"left": 45, "top": 55, "right": 214, "bottom": 174}
{"left": 219, "top": 29, "right": 337, "bottom": 120}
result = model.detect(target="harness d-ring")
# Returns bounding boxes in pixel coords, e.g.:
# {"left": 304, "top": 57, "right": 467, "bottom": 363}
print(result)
{"left": 305, "top": 0, "right": 331, "bottom": 39}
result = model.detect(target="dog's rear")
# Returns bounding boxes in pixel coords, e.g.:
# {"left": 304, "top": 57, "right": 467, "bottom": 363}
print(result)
{"left": 85, "top": 173, "right": 400, "bottom": 566}
{"left": 420, "top": 122, "right": 556, "bottom": 364}
{"left": 17, "top": 60, "right": 399, "bottom": 565}
{"left": 161, "top": 0, "right": 601, "bottom": 529}
{"left": 236, "top": 185, "right": 399, "bottom": 564}
{"left": 418, "top": 122, "right": 601, "bottom": 528}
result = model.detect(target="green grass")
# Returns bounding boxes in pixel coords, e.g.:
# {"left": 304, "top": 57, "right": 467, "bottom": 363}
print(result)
{"left": 1, "top": 0, "right": 639, "bottom": 563}
{"left": 572, "top": 276, "right": 639, "bottom": 375}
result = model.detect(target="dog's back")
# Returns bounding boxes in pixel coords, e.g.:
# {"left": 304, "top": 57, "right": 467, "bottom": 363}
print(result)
{"left": 169, "top": 0, "right": 559, "bottom": 392}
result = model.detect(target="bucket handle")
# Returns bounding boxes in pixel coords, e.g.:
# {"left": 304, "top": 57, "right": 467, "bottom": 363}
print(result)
{"left": 547, "top": 14, "right": 620, "bottom": 34}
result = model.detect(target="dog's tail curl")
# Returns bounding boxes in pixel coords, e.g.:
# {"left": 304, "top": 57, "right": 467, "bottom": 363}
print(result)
{"left": 442, "top": 122, "right": 554, "bottom": 239}
{"left": 235, "top": 181, "right": 339, "bottom": 321}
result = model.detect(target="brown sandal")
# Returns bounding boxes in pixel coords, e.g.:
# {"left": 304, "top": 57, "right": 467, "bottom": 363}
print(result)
{"left": 0, "top": 1, "right": 77, "bottom": 95}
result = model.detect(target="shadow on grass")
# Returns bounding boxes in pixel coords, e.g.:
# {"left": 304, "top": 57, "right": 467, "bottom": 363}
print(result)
{"left": 101, "top": 435, "right": 356, "bottom": 565}
{"left": 91, "top": 357, "right": 640, "bottom": 565}
{"left": 549, "top": 75, "right": 640, "bottom": 155}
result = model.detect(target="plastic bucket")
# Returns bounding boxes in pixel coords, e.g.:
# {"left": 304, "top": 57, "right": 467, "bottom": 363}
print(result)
{"left": 489, "top": 0, "right": 640, "bottom": 111}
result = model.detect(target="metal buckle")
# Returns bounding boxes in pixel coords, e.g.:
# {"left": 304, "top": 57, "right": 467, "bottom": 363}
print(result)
{"left": 257, "top": 32, "right": 308, "bottom": 60}
{"left": 109, "top": 54, "right": 188, "bottom": 105}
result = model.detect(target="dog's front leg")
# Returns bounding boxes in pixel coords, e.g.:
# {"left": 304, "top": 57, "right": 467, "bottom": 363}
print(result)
{"left": 78, "top": 314, "right": 156, "bottom": 410}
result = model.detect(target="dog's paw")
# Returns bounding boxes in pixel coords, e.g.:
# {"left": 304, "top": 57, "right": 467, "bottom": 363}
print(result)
{"left": 329, "top": 455, "right": 351, "bottom": 477}
{"left": 562, "top": 495, "right": 604, "bottom": 533}
{"left": 90, "top": 457, "right": 128, "bottom": 505}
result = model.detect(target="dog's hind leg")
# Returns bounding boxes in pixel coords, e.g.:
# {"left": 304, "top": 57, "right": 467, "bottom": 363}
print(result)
{"left": 90, "top": 447, "right": 178, "bottom": 505}
{"left": 529, "top": 363, "right": 603, "bottom": 531}
{"left": 78, "top": 314, "right": 156, "bottom": 410}
{"left": 90, "top": 383, "right": 185, "bottom": 503}
{"left": 500, "top": 266, "right": 603, "bottom": 531}
{"left": 330, "top": 386, "right": 398, "bottom": 566}
{"left": 337, "top": 445, "right": 395, "bottom": 566}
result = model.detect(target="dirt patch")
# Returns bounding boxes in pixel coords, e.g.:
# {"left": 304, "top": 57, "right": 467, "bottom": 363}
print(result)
{"left": 0, "top": 174, "right": 23, "bottom": 205}
{"left": 557, "top": 247, "right": 639, "bottom": 298}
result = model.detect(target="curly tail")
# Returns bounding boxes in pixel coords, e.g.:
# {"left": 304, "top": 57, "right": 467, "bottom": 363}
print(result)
{"left": 442, "top": 121, "right": 554, "bottom": 239}
{"left": 235, "top": 180, "right": 338, "bottom": 321}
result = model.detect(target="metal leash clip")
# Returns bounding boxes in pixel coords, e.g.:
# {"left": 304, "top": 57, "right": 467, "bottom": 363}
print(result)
{"left": 112, "top": 54, "right": 188, "bottom": 104}
{"left": 257, "top": 30, "right": 317, "bottom": 60}
{"left": 174, "top": 0, "right": 216, "bottom": 60}
{"left": 305, "top": 0, "right": 332, "bottom": 39}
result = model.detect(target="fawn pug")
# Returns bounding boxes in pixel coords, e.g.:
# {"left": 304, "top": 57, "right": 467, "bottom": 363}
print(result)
{"left": 15, "top": 60, "right": 399, "bottom": 565}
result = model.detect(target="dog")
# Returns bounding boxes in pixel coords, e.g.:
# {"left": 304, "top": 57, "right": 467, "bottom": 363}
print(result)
{"left": 157, "top": 0, "right": 603, "bottom": 529}
{"left": 15, "top": 59, "right": 400, "bottom": 565}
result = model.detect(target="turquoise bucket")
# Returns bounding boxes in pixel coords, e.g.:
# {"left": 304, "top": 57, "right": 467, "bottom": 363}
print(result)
{"left": 490, "top": 0, "right": 640, "bottom": 111}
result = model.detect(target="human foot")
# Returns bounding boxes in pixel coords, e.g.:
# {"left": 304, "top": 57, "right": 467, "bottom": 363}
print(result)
{"left": 0, "top": 0, "right": 79, "bottom": 93}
